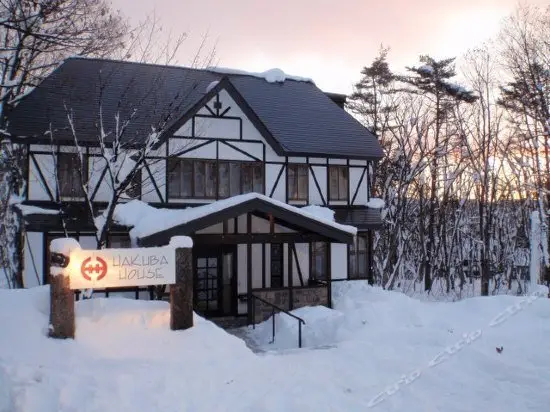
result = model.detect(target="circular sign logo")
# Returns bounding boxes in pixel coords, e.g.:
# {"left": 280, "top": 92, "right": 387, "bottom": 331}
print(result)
{"left": 80, "top": 256, "right": 108, "bottom": 282}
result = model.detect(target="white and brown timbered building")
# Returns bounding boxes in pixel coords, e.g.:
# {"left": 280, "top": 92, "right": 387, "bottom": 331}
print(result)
{"left": 6, "top": 58, "right": 383, "bottom": 323}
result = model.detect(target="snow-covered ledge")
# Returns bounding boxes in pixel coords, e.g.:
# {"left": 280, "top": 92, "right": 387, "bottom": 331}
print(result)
{"left": 366, "top": 198, "right": 385, "bottom": 209}
{"left": 169, "top": 236, "right": 193, "bottom": 249}
{"left": 49, "top": 238, "right": 80, "bottom": 277}
{"left": 50, "top": 237, "right": 81, "bottom": 256}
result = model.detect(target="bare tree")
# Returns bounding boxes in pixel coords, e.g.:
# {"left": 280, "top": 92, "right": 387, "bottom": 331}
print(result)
{"left": 498, "top": 4, "right": 550, "bottom": 287}
{"left": 0, "top": 0, "right": 126, "bottom": 288}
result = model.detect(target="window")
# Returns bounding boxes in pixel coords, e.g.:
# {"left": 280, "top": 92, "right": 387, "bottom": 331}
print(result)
{"left": 311, "top": 242, "right": 328, "bottom": 281}
{"left": 57, "top": 153, "right": 87, "bottom": 198}
{"left": 349, "top": 235, "right": 368, "bottom": 279}
{"left": 109, "top": 234, "right": 132, "bottom": 248}
{"left": 168, "top": 159, "right": 263, "bottom": 199}
{"left": 168, "top": 159, "right": 217, "bottom": 199}
{"left": 329, "top": 166, "right": 348, "bottom": 201}
{"left": 270, "top": 243, "right": 283, "bottom": 288}
{"left": 123, "top": 170, "right": 141, "bottom": 199}
{"left": 288, "top": 164, "right": 308, "bottom": 201}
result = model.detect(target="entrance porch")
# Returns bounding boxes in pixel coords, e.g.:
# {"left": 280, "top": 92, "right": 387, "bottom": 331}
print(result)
{"left": 135, "top": 193, "right": 356, "bottom": 324}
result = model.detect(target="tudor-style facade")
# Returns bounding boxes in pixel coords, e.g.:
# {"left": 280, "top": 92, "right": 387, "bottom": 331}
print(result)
{"left": 7, "top": 57, "right": 383, "bottom": 322}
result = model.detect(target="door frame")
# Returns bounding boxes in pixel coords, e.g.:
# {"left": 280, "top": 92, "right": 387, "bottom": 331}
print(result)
{"left": 193, "top": 245, "right": 237, "bottom": 317}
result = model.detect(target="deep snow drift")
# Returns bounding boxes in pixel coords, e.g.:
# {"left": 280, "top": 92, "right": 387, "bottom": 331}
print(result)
{"left": 1, "top": 282, "right": 549, "bottom": 412}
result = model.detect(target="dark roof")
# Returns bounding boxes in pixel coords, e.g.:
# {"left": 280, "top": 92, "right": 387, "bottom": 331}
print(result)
{"left": 6, "top": 57, "right": 383, "bottom": 160}
{"left": 334, "top": 207, "right": 383, "bottom": 231}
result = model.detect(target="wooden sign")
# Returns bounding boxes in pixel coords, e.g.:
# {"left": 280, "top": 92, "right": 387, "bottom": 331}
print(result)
{"left": 67, "top": 247, "right": 176, "bottom": 290}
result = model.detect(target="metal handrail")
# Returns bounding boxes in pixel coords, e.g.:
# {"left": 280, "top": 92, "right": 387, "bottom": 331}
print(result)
{"left": 250, "top": 293, "right": 306, "bottom": 348}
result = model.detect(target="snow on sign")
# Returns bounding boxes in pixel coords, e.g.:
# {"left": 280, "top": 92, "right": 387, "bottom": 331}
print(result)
{"left": 67, "top": 247, "right": 176, "bottom": 290}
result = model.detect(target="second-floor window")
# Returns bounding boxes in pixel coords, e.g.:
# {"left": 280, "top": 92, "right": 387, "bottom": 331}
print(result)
{"left": 168, "top": 158, "right": 263, "bottom": 199}
{"left": 287, "top": 164, "right": 308, "bottom": 201}
{"left": 123, "top": 170, "right": 142, "bottom": 199}
{"left": 328, "top": 165, "right": 348, "bottom": 201}
{"left": 57, "top": 152, "right": 86, "bottom": 198}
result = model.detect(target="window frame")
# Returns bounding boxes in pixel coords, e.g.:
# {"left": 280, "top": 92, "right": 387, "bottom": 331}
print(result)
{"left": 108, "top": 234, "right": 132, "bottom": 248}
{"left": 270, "top": 243, "right": 284, "bottom": 288}
{"left": 287, "top": 163, "right": 309, "bottom": 201}
{"left": 328, "top": 165, "right": 349, "bottom": 201}
{"left": 168, "top": 158, "right": 264, "bottom": 200}
{"left": 349, "top": 234, "right": 368, "bottom": 279}
{"left": 57, "top": 152, "right": 87, "bottom": 199}
{"left": 123, "top": 169, "right": 142, "bottom": 199}
{"left": 310, "top": 241, "right": 328, "bottom": 281}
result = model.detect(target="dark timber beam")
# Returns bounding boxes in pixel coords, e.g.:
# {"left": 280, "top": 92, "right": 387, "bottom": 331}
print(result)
{"left": 192, "top": 233, "right": 335, "bottom": 245}
{"left": 291, "top": 243, "right": 305, "bottom": 287}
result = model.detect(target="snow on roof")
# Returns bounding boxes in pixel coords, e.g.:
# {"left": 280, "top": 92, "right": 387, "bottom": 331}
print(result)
{"left": 205, "top": 80, "right": 219, "bottom": 93}
{"left": 114, "top": 193, "right": 357, "bottom": 241}
{"left": 301, "top": 205, "right": 336, "bottom": 222}
{"left": 206, "top": 66, "right": 314, "bottom": 84}
{"left": 169, "top": 236, "right": 193, "bottom": 249}
{"left": 366, "top": 198, "right": 385, "bottom": 209}
{"left": 15, "top": 204, "right": 60, "bottom": 216}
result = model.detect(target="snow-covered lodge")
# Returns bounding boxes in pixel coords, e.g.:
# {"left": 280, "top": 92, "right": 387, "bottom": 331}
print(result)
{"left": 6, "top": 58, "right": 383, "bottom": 323}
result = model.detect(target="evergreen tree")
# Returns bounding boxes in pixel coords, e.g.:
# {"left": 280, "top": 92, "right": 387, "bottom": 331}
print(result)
{"left": 347, "top": 47, "right": 396, "bottom": 136}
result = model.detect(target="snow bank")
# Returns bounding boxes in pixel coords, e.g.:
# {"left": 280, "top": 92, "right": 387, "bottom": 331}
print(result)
{"left": 114, "top": 193, "right": 356, "bottom": 242}
{"left": 207, "top": 66, "right": 313, "bottom": 84}
{"left": 1, "top": 282, "right": 549, "bottom": 412}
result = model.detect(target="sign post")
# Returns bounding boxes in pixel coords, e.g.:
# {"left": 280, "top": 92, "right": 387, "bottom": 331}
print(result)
{"left": 49, "top": 238, "right": 80, "bottom": 339}
{"left": 48, "top": 236, "right": 194, "bottom": 338}
{"left": 169, "top": 237, "right": 194, "bottom": 330}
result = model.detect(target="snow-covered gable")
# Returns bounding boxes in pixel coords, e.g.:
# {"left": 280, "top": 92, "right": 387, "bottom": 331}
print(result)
{"left": 114, "top": 193, "right": 357, "bottom": 242}
{"left": 206, "top": 67, "right": 314, "bottom": 84}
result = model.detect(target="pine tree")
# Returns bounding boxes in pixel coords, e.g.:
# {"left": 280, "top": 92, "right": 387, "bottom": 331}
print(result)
{"left": 348, "top": 47, "right": 396, "bottom": 136}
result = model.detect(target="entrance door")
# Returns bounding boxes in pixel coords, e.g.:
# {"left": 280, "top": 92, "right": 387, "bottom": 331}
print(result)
{"left": 194, "top": 247, "right": 236, "bottom": 317}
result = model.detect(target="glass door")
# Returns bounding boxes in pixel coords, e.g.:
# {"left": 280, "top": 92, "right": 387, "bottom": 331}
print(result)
{"left": 194, "top": 246, "right": 237, "bottom": 317}
{"left": 195, "top": 255, "right": 220, "bottom": 315}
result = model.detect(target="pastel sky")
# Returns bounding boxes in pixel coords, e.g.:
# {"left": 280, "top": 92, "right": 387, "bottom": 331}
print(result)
{"left": 110, "top": 0, "right": 547, "bottom": 94}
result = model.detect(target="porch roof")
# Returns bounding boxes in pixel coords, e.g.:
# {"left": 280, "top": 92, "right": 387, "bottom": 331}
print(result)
{"left": 113, "top": 193, "right": 357, "bottom": 246}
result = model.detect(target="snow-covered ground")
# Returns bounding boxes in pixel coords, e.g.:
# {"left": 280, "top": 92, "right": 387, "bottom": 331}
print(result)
{"left": 1, "top": 281, "right": 549, "bottom": 412}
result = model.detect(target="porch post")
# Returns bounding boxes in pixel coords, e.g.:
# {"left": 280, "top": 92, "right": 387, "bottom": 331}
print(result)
{"left": 367, "top": 229, "right": 374, "bottom": 285}
{"left": 288, "top": 242, "right": 294, "bottom": 310}
{"left": 170, "top": 237, "right": 194, "bottom": 331}
{"left": 247, "top": 213, "right": 253, "bottom": 324}
{"left": 327, "top": 242, "right": 332, "bottom": 309}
